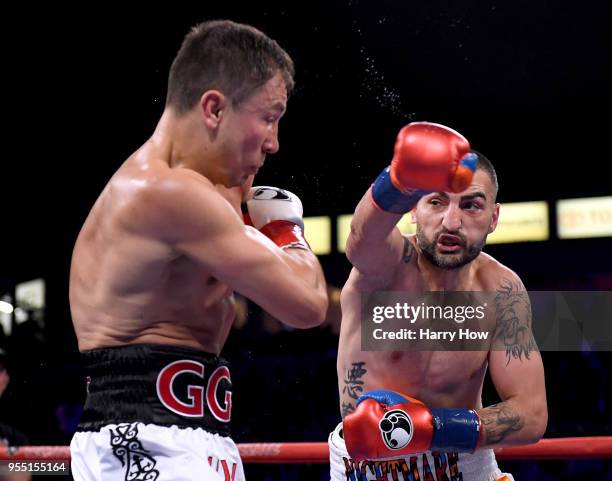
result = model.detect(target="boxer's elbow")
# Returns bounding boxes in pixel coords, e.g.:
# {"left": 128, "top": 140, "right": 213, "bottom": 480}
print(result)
{"left": 528, "top": 401, "right": 548, "bottom": 443}
{"left": 284, "top": 288, "right": 328, "bottom": 329}
{"left": 281, "top": 250, "right": 329, "bottom": 327}
{"left": 312, "top": 289, "right": 329, "bottom": 326}
{"left": 296, "top": 289, "right": 328, "bottom": 328}
{"left": 521, "top": 399, "right": 548, "bottom": 444}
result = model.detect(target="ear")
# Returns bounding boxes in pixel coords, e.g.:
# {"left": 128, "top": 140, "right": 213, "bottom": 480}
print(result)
{"left": 200, "top": 90, "right": 229, "bottom": 129}
{"left": 488, "top": 203, "right": 501, "bottom": 233}
{"left": 410, "top": 208, "right": 417, "bottom": 223}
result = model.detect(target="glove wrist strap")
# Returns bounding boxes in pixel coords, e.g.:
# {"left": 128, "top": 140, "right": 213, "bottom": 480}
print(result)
{"left": 371, "top": 167, "right": 427, "bottom": 213}
{"left": 430, "top": 408, "right": 481, "bottom": 453}
{"left": 259, "top": 220, "right": 310, "bottom": 251}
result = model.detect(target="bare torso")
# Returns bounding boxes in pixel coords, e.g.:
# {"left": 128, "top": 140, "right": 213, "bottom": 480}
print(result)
{"left": 338, "top": 236, "right": 506, "bottom": 415}
{"left": 70, "top": 144, "right": 237, "bottom": 354}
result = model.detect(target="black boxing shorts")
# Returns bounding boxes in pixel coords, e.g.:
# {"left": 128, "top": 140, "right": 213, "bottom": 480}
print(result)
{"left": 77, "top": 343, "right": 233, "bottom": 435}
{"left": 71, "top": 344, "right": 243, "bottom": 481}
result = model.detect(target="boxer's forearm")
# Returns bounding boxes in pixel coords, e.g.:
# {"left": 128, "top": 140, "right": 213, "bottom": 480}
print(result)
{"left": 345, "top": 188, "right": 405, "bottom": 273}
{"left": 280, "top": 248, "right": 328, "bottom": 327}
{"left": 477, "top": 397, "right": 547, "bottom": 447}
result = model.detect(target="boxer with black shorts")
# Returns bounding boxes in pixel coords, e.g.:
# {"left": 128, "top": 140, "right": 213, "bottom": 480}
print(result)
{"left": 69, "top": 20, "right": 328, "bottom": 481}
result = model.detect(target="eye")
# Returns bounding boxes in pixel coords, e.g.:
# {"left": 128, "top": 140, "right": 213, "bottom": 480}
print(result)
{"left": 462, "top": 201, "right": 483, "bottom": 211}
{"left": 264, "top": 113, "right": 279, "bottom": 125}
{"left": 429, "top": 198, "right": 442, "bottom": 206}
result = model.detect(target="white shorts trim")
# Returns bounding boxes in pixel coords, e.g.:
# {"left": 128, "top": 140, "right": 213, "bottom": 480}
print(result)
{"left": 70, "top": 422, "right": 245, "bottom": 481}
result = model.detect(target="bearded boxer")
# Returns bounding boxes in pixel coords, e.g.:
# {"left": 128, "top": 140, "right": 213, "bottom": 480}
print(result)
{"left": 69, "top": 20, "right": 328, "bottom": 481}
{"left": 329, "top": 122, "right": 547, "bottom": 481}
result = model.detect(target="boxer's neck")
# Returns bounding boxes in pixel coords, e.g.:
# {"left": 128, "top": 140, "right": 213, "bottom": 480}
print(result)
{"left": 416, "top": 252, "right": 478, "bottom": 291}
{"left": 150, "top": 108, "right": 224, "bottom": 183}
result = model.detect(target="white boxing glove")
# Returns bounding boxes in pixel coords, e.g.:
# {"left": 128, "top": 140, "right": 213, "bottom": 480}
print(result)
{"left": 244, "top": 186, "right": 309, "bottom": 250}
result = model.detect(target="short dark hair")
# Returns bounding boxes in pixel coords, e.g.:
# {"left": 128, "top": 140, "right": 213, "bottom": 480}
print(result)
{"left": 166, "top": 20, "right": 295, "bottom": 114}
{"left": 472, "top": 149, "right": 498, "bottom": 200}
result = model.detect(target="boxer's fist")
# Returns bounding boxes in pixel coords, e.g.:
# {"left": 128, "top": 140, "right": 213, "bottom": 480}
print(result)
{"left": 244, "top": 186, "right": 309, "bottom": 250}
{"left": 343, "top": 390, "right": 434, "bottom": 460}
{"left": 343, "top": 389, "right": 480, "bottom": 461}
{"left": 371, "top": 122, "right": 478, "bottom": 213}
{"left": 390, "top": 122, "right": 477, "bottom": 194}
{"left": 246, "top": 186, "right": 304, "bottom": 229}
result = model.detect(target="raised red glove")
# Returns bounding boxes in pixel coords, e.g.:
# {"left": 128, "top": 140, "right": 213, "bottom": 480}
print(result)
{"left": 371, "top": 122, "right": 478, "bottom": 213}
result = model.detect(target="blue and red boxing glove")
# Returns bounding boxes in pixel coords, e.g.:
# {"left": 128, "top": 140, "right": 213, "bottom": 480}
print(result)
{"left": 371, "top": 122, "right": 478, "bottom": 213}
{"left": 343, "top": 390, "right": 480, "bottom": 460}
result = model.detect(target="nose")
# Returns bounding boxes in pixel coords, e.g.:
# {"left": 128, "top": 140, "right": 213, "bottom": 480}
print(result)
{"left": 263, "top": 126, "right": 280, "bottom": 154}
{"left": 441, "top": 202, "right": 462, "bottom": 231}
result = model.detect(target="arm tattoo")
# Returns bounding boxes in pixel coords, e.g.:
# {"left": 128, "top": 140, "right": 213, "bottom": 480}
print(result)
{"left": 495, "top": 278, "right": 538, "bottom": 365}
{"left": 402, "top": 236, "right": 414, "bottom": 263}
{"left": 341, "top": 403, "right": 355, "bottom": 418}
{"left": 341, "top": 362, "right": 367, "bottom": 418}
{"left": 480, "top": 403, "right": 524, "bottom": 445}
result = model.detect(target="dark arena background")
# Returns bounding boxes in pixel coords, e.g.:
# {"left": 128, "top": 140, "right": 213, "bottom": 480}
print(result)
{"left": 2, "top": 1, "right": 611, "bottom": 480}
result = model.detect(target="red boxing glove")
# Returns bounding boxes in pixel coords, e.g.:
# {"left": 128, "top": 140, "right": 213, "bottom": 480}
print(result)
{"left": 343, "top": 390, "right": 480, "bottom": 461}
{"left": 371, "top": 122, "right": 478, "bottom": 213}
{"left": 343, "top": 391, "right": 433, "bottom": 461}
{"left": 391, "top": 122, "right": 476, "bottom": 193}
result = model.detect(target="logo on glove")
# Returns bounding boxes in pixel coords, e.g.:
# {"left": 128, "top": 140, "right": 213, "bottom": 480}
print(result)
{"left": 252, "top": 187, "right": 290, "bottom": 201}
{"left": 379, "top": 409, "right": 413, "bottom": 450}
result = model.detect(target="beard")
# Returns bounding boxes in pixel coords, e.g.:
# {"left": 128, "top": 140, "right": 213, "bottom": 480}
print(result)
{"left": 416, "top": 226, "right": 487, "bottom": 270}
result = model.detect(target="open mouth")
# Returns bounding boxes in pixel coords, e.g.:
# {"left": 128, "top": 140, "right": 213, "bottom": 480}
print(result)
{"left": 436, "top": 234, "right": 464, "bottom": 253}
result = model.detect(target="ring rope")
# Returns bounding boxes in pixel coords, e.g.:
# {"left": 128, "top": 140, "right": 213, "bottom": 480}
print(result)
{"left": 1, "top": 437, "right": 611, "bottom": 463}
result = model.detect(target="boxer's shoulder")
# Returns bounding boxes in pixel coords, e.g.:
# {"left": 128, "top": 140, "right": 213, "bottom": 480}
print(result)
{"left": 119, "top": 150, "right": 218, "bottom": 198}
{"left": 110, "top": 165, "right": 234, "bottom": 241}
{"left": 401, "top": 234, "right": 419, "bottom": 265}
{"left": 134, "top": 163, "right": 216, "bottom": 201}
{"left": 476, "top": 251, "right": 525, "bottom": 291}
